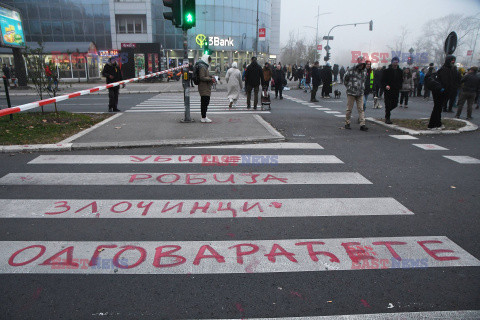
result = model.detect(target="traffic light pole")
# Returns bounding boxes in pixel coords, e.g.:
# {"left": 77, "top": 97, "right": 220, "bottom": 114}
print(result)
{"left": 324, "top": 21, "right": 373, "bottom": 62}
{"left": 181, "top": 29, "right": 193, "bottom": 123}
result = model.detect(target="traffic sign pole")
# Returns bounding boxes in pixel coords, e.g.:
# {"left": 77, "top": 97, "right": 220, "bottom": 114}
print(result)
{"left": 181, "top": 29, "right": 193, "bottom": 123}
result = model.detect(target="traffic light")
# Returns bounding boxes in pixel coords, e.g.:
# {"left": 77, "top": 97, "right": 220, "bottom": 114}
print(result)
{"left": 407, "top": 56, "right": 413, "bottom": 65}
{"left": 203, "top": 39, "right": 210, "bottom": 55}
{"left": 324, "top": 52, "right": 331, "bottom": 62}
{"left": 182, "top": 0, "right": 195, "bottom": 30}
{"left": 163, "top": 0, "right": 181, "bottom": 27}
{"left": 369, "top": 20, "right": 373, "bottom": 31}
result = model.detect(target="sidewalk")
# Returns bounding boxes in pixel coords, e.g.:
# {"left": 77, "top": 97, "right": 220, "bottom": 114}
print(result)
{"left": 0, "top": 112, "right": 285, "bottom": 153}
{"left": 0, "top": 79, "right": 229, "bottom": 97}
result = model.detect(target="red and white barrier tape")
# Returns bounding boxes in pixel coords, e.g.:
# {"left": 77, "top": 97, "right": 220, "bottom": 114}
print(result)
{"left": 0, "top": 65, "right": 187, "bottom": 118}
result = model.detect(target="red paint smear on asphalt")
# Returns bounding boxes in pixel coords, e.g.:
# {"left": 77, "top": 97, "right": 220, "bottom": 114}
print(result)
{"left": 290, "top": 291, "right": 303, "bottom": 298}
{"left": 361, "top": 299, "right": 371, "bottom": 308}
{"left": 270, "top": 201, "right": 282, "bottom": 208}
{"left": 235, "top": 303, "right": 244, "bottom": 313}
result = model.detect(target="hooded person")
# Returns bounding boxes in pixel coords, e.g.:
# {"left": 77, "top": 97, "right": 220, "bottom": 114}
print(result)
{"left": 381, "top": 56, "right": 403, "bottom": 124}
{"left": 196, "top": 54, "right": 214, "bottom": 122}
{"left": 343, "top": 57, "right": 368, "bottom": 131}
{"left": 439, "top": 54, "right": 461, "bottom": 112}
{"left": 102, "top": 57, "right": 124, "bottom": 112}
{"left": 225, "top": 61, "right": 243, "bottom": 108}
{"left": 245, "top": 56, "right": 263, "bottom": 109}
{"left": 455, "top": 66, "right": 480, "bottom": 120}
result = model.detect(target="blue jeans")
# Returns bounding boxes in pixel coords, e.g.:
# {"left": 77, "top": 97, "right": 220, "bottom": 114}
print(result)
{"left": 363, "top": 93, "right": 371, "bottom": 111}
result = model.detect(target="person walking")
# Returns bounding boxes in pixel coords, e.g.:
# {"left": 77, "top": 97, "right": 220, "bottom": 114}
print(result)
{"left": 428, "top": 55, "right": 457, "bottom": 130}
{"left": 339, "top": 66, "right": 346, "bottom": 84}
{"left": 424, "top": 63, "right": 435, "bottom": 101}
{"left": 363, "top": 60, "right": 375, "bottom": 111}
{"left": 196, "top": 54, "right": 214, "bottom": 122}
{"left": 102, "top": 57, "right": 124, "bottom": 112}
{"left": 273, "top": 63, "right": 286, "bottom": 99}
{"left": 455, "top": 67, "right": 480, "bottom": 120}
{"left": 373, "top": 66, "right": 383, "bottom": 100}
{"left": 225, "top": 61, "right": 243, "bottom": 109}
{"left": 304, "top": 63, "right": 312, "bottom": 93}
{"left": 399, "top": 68, "right": 414, "bottom": 108}
{"left": 382, "top": 57, "right": 403, "bottom": 124}
{"left": 287, "top": 64, "right": 292, "bottom": 81}
{"left": 333, "top": 64, "right": 339, "bottom": 82}
{"left": 262, "top": 62, "right": 273, "bottom": 93}
{"left": 245, "top": 56, "right": 263, "bottom": 110}
{"left": 418, "top": 68, "right": 425, "bottom": 97}
{"left": 321, "top": 64, "right": 333, "bottom": 98}
{"left": 310, "top": 61, "right": 321, "bottom": 102}
{"left": 343, "top": 58, "right": 368, "bottom": 131}
{"left": 188, "top": 62, "right": 195, "bottom": 87}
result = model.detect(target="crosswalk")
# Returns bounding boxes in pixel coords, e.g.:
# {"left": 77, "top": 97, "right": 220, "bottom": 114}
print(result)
{"left": 128, "top": 93, "right": 270, "bottom": 114}
{"left": 1, "top": 142, "right": 479, "bottom": 318}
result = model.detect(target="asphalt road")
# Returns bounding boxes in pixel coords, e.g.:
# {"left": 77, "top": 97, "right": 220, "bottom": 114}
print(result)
{"left": 0, "top": 86, "right": 479, "bottom": 319}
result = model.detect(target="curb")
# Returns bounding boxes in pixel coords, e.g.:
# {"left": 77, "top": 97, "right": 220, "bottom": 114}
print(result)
{"left": 366, "top": 117, "right": 478, "bottom": 135}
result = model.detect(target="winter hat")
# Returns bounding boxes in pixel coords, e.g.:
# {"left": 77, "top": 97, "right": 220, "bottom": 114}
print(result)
{"left": 391, "top": 57, "right": 400, "bottom": 63}
{"left": 445, "top": 55, "right": 456, "bottom": 65}
{"left": 201, "top": 54, "right": 211, "bottom": 65}
{"left": 429, "top": 63, "right": 434, "bottom": 66}
{"left": 232, "top": 62, "right": 238, "bottom": 69}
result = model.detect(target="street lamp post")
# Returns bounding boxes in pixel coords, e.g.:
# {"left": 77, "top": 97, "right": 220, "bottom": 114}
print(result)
{"left": 305, "top": 10, "right": 332, "bottom": 62}
{"left": 324, "top": 20, "right": 373, "bottom": 62}
{"left": 255, "top": 0, "right": 259, "bottom": 56}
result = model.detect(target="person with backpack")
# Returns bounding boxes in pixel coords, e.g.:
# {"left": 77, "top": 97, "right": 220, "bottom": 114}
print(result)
{"left": 382, "top": 57, "right": 403, "bottom": 124}
{"left": 399, "top": 68, "right": 414, "bottom": 108}
{"left": 455, "top": 67, "right": 480, "bottom": 120}
{"left": 343, "top": 57, "right": 368, "bottom": 131}
{"left": 225, "top": 61, "right": 242, "bottom": 109}
{"left": 245, "top": 56, "right": 263, "bottom": 109}
{"left": 424, "top": 63, "right": 435, "bottom": 101}
{"left": 195, "top": 54, "right": 214, "bottom": 122}
{"left": 427, "top": 55, "right": 457, "bottom": 130}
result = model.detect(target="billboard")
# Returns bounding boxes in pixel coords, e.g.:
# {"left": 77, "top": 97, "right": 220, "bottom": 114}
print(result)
{"left": 0, "top": 3, "right": 25, "bottom": 48}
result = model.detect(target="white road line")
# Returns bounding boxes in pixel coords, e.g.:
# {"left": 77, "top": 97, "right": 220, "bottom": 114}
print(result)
{"left": 443, "top": 156, "right": 480, "bottom": 164}
{"left": 324, "top": 111, "right": 341, "bottom": 114}
{"left": 412, "top": 144, "right": 449, "bottom": 151}
{"left": 389, "top": 135, "right": 419, "bottom": 140}
{"left": 334, "top": 115, "right": 345, "bottom": 118}
{"left": 1, "top": 236, "right": 478, "bottom": 274}
{"left": 315, "top": 108, "right": 331, "bottom": 111}
{"left": 185, "top": 143, "right": 323, "bottom": 149}
{"left": 0, "top": 172, "right": 372, "bottom": 185}
{"left": 126, "top": 110, "right": 271, "bottom": 114}
{"left": 0, "top": 198, "right": 412, "bottom": 218}
{"left": 29, "top": 155, "right": 344, "bottom": 165}
{"left": 219, "top": 310, "right": 480, "bottom": 320}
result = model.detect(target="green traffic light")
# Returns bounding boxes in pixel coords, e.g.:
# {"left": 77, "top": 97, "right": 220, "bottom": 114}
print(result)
{"left": 185, "top": 13, "right": 194, "bottom": 23}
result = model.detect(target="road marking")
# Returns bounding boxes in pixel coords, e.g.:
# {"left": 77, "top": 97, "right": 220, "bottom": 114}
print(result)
{"left": 0, "top": 198, "right": 412, "bottom": 218}
{"left": 185, "top": 143, "right": 323, "bottom": 149}
{"left": 412, "top": 144, "right": 449, "bottom": 151}
{"left": 315, "top": 108, "right": 331, "bottom": 111}
{"left": 0, "top": 172, "right": 372, "bottom": 185}
{"left": 218, "top": 310, "right": 480, "bottom": 319}
{"left": 389, "top": 135, "right": 419, "bottom": 140}
{"left": 1, "top": 236, "right": 478, "bottom": 274}
{"left": 29, "top": 155, "right": 343, "bottom": 165}
{"left": 324, "top": 111, "right": 341, "bottom": 114}
{"left": 443, "top": 156, "right": 480, "bottom": 164}
{"left": 334, "top": 115, "right": 345, "bottom": 118}
{"left": 126, "top": 110, "right": 271, "bottom": 114}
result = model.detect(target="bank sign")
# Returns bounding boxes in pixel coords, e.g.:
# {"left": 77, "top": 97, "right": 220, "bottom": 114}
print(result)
{"left": 196, "top": 34, "right": 234, "bottom": 48}
{"left": 0, "top": 4, "right": 25, "bottom": 48}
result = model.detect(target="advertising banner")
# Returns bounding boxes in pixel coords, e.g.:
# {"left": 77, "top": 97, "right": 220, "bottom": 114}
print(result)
{"left": 0, "top": 4, "right": 25, "bottom": 48}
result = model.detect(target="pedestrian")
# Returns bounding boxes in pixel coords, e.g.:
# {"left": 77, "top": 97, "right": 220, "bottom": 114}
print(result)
{"left": 412, "top": 67, "right": 419, "bottom": 97}
{"left": 455, "top": 66, "right": 479, "bottom": 120}
{"left": 101, "top": 57, "right": 124, "bottom": 112}
{"left": 287, "top": 64, "right": 292, "bottom": 81}
{"left": 262, "top": 62, "right": 273, "bottom": 92}
{"left": 196, "top": 54, "right": 214, "bottom": 122}
{"left": 363, "top": 60, "right": 375, "bottom": 111}
{"left": 2, "top": 63, "right": 10, "bottom": 86}
{"left": 310, "top": 61, "right": 321, "bottom": 102}
{"left": 273, "top": 63, "right": 286, "bottom": 99}
{"left": 321, "top": 63, "right": 333, "bottom": 98}
{"left": 343, "top": 57, "right": 368, "bottom": 131}
{"left": 225, "top": 61, "right": 243, "bottom": 109}
{"left": 418, "top": 68, "right": 425, "bottom": 97}
{"left": 424, "top": 63, "right": 435, "bottom": 101}
{"left": 339, "top": 66, "right": 346, "bottom": 84}
{"left": 399, "top": 68, "right": 414, "bottom": 108}
{"left": 427, "top": 55, "right": 457, "bottom": 130}
{"left": 45, "top": 64, "right": 53, "bottom": 92}
{"left": 304, "top": 63, "right": 312, "bottom": 93}
{"left": 188, "top": 62, "right": 194, "bottom": 87}
{"left": 292, "top": 64, "right": 297, "bottom": 81}
{"left": 382, "top": 57, "right": 403, "bottom": 124}
{"left": 373, "top": 66, "right": 383, "bottom": 99}
{"left": 443, "top": 57, "right": 461, "bottom": 113}
{"left": 333, "top": 64, "right": 339, "bottom": 82}
{"left": 297, "top": 65, "right": 304, "bottom": 88}
{"left": 245, "top": 56, "right": 263, "bottom": 110}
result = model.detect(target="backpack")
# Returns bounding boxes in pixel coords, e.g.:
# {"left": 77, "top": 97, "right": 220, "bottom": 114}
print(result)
{"left": 425, "top": 71, "right": 442, "bottom": 92}
{"left": 192, "top": 62, "right": 201, "bottom": 85}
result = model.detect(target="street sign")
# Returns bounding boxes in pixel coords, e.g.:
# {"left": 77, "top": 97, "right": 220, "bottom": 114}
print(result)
{"left": 409, "top": 48, "right": 414, "bottom": 54}
{"left": 444, "top": 32, "right": 457, "bottom": 55}
{"left": 259, "top": 28, "right": 266, "bottom": 42}
{"left": 324, "top": 45, "right": 331, "bottom": 51}
{"left": 323, "top": 36, "right": 334, "bottom": 41}
{"left": 317, "top": 45, "right": 322, "bottom": 51}
{"left": 467, "top": 50, "right": 473, "bottom": 56}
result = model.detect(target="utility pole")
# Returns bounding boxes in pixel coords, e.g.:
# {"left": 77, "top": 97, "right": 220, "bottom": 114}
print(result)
{"left": 315, "top": 6, "right": 319, "bottom": 62}
{"left": 182, "top": 29, "right": 192, "bottom": 122}
{"left": 255, "top": 0, "right": 259, "bottom": 56}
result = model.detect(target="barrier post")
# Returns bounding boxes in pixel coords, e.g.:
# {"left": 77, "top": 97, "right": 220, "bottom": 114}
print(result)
{"left": 181, "top": 29, "right": 193, "bottom": 123}
{"left": 2, "top": 76, "right": 13, "bottom": 120}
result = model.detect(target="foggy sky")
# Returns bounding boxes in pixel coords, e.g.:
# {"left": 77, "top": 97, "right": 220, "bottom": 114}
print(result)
{"left": 279, "top": 0, "right": 480, "bottom": 66}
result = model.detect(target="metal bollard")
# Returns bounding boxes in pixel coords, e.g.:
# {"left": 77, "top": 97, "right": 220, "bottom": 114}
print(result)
{"left": 2, "top": 76, "right": 13, "bottom": 120}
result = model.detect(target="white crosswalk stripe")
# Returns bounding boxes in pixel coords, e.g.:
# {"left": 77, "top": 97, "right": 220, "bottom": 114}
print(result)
{"left": 184, "top": 142, "right": 324, "bottom": 149}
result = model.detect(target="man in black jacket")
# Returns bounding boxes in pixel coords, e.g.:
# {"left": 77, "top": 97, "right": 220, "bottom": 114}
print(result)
{"left": 102, "top": 58, "right": 124, "bottom": 112}
{"left": 441, "top": 55, "right": 461, "bottom": 113}
{"left": 245, "top": 56, "right": 263, "bottom": 109}
{"left": 381, "top": 57, "right": 403, "bottom": 124}
{"left": 310, "top": 61, "right": 321, "bottom": 102}
{"left": 455, "top": 67, "right": 479, "bottom": 120}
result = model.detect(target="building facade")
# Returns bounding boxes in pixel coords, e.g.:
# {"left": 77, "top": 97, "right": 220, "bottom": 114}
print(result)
{"left": 1, "top": 0, "right": 281, "bottom": 79}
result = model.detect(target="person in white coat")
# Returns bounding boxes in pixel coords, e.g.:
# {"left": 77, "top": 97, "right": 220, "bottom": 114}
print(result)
{"left": 225, "top": 62, "right": 243, "bottom": 108}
